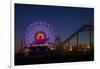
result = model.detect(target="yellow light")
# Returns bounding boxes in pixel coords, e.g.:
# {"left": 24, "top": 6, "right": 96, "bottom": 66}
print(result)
{"left": 69, "top": 45, "right": 72, "bottom": 51}
{"left": 50, "top": 47, "right": 54, "bottom": 50}
{"left": 36, "top": 33, "right": 44, "bottom": 39}
{"left": 69, "top": 48, "right": 72, "bottom": 51}
{"left": 87, "top": 45, "right": 90, "bottom": 49}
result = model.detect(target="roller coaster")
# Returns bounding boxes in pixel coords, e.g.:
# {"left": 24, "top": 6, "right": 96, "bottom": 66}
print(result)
{"left": 21, "top": 24, "right": 94, "bottom": 55}
{"left": 55, "top": 24, "right": 94, "bottom": 54}
{"left": 15, "top": 24, "right": 94, "bottom": 65}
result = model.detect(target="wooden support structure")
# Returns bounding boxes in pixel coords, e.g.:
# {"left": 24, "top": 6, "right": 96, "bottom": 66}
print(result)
{"left": 76, "top": 33, "right": 79, "bottom": 48}
{"left": 20, "top": 39, "right": 23, "bottom": 53}
{"left": 89, "top": 29, "right": 91, "bottom": 48}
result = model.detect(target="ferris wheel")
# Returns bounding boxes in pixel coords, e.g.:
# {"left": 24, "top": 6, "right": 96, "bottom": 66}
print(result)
{"left": 24, "top": 21, "right": 56, "bottom": 47}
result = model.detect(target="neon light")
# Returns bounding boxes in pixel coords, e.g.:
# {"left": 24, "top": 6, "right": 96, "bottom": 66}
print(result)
{"left": 24, "top": 21, "right": 56, "bottom": 47}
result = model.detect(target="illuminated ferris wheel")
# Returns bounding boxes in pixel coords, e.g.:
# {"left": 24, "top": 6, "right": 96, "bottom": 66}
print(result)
{"left": 24, "top": 21, "right": 56, "bottom": 47}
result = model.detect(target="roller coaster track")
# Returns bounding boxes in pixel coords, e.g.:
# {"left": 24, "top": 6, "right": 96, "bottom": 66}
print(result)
{"left": 61, "top": 24, "right": 94, "bottom": 46}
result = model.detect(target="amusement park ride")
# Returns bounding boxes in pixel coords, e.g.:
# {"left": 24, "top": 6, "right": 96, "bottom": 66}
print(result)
{"left": 19, "top": 21, "right": 94, "bottom": 56}
{"left": 22, "top": 21, "right": 56, "bottom": 56}
{"left": 15, "top": 21, "right": 94, "bottom": 65}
